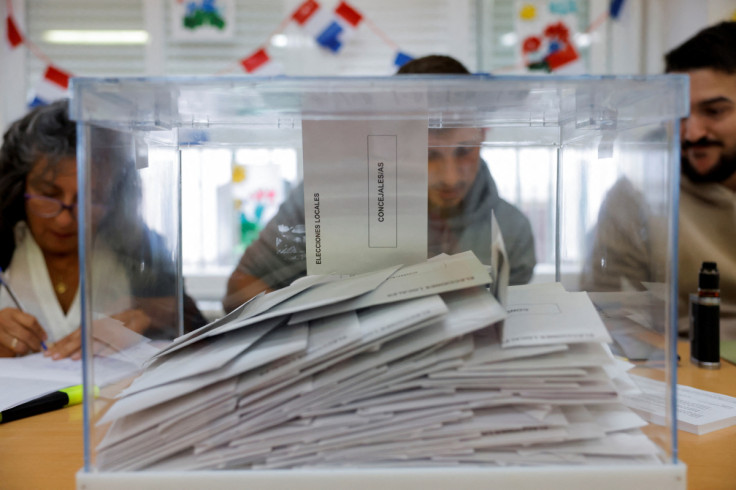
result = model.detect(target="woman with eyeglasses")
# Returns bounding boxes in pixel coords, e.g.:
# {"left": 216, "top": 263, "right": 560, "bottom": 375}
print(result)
{"left": 0, "top": 100, "right": 206, "bottom": 358}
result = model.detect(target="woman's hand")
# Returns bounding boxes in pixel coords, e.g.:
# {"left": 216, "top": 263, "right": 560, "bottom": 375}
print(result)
{"left": 111, "top": 309, "right": 152, "bottom": 334}
{"left": 44, "top": 327, "right": 82, "bottom": 360}
{"left": 42, "top": 309, "right": 153, "bottom": 361}
{"left": 0, "top": 307, "right": 47, "bottom": 357}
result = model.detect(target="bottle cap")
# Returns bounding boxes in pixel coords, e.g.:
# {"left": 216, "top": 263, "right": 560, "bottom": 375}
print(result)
{"left": 699, "top": 261, "right": 719, "bottom": 290}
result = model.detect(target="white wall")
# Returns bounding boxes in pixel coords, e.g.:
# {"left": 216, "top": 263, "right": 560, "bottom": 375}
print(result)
{"left": 644, "top": 0, "right": 736, "bottom": 75}
{"left": 0, "top": 0, "right": 478, "bottom": 130}
{"left": 0, "top": 0, "right": 27, "bottom": 130}
{"left": 2, "top": 0, "right": 735, "bottom": 131}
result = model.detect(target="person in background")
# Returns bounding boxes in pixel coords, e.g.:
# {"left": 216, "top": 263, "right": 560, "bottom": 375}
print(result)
{"left": 582, "top": 22, "right": 736, "bottom": 340}
{"left": 224, "top": 55, "right": 536, "bottom": 312}
{"left": 0, "top": 99, "right": 206, "bottom": 358}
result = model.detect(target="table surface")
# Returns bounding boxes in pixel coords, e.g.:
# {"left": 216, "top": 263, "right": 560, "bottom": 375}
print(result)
{"left": 1, "top": 342, "right": 734, "bottom": 490}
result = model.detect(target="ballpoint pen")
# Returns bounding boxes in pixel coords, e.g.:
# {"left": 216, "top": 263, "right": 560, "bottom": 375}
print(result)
{"left": 0, "top": 266, "right": 47, "bottom": 351}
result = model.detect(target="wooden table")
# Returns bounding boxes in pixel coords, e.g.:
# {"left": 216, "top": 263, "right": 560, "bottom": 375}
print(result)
{"left": 1, "top": 342, "right": 734, "bottom": 490}
{"left": 0, "top": 402, "right": 83, "bottom": 490}
{"left": 673, "top": 342, "right": 736, "bottom": 490}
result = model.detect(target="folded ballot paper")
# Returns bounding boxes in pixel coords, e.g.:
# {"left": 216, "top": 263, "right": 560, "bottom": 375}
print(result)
{"left": 94, "top": 251, "right": 664, "bottom": 471}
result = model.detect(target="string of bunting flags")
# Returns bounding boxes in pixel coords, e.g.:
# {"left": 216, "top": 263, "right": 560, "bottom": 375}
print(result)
{"left": 4, "top": 0, "right": 414, "bottom": 106}
{"left": 236, "top": 0, "right": 413, "bottom": 75}
{"left": 6, "top": 0, "right": 72, "bottom": 107}
{"left": 5, "top": 0, "right": 628, "bottom": 108}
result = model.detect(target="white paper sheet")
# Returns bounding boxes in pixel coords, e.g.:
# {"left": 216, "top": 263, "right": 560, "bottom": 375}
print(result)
{"left": 289, "top": 251, "right": 492, "bottom": 324}
{"left": 0, "top": 377, "right": 73, "bottom": 411}
{"left": 93, "top": 257, "right": 667, "bottom": 472}
{"left": 98, "top": 377, "right": 238, "bottom": 450}
{"left": 302, "top": 118, "right": 428, "bottom": 275}
{"left": 119, "top": 316, "right": 283, "bottom": 396}
{"left": 99, "top": 324, "right": 309, "bottom": 424}
{"left": 623, "top": 374, "right": 736, "bottom": 434}
{"left": 200, "top": 264, "right": 401, "bottom": 341}
{"left": 502, "top": 284, "right": 612, "bottom": 347}
{"left": 0, "top": 346, "right": 152, "bottom": 411}
{"left": 151, "top": 273, "right": 338, "bottom": 361}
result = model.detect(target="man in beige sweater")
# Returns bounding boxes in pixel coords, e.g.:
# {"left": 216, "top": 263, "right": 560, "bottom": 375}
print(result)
{"left": 669, "top": 22, "right": 736, "bottom": 340}
{"left": 582, "top": 22, "right": 736, "bottom": 340}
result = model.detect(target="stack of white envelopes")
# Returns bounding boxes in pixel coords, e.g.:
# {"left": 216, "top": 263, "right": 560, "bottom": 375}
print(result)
{"left": 95, "top": 251, "right": 662, "bottom": 471}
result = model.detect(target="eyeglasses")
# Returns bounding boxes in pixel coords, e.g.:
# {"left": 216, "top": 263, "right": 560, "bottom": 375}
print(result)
{"left": 24, "top": 193, "right": 78, "bottom": 219}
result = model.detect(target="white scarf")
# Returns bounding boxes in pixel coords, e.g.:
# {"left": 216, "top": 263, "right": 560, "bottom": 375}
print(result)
{"left": 0, "top": 223, "right": 131, "bottom": 344}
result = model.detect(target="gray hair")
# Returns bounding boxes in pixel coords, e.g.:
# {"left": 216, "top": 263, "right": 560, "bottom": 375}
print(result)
{"left": 0, "top": 99, "right": 76, "bottom": 268}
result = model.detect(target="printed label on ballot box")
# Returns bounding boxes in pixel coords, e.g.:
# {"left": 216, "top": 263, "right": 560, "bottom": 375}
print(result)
{"left": 302, "top": 119, "right": 427, "bottom": 276}
{"left": 368, "top": 135, "right": 397, "bottom": 248}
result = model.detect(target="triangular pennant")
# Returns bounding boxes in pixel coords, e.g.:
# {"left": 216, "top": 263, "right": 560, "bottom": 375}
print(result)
{"left": 6, "top": 15, "right": 24, "bottom": 48}
{"left": 29, "top": 65, "right": 72, "bottom": 108}
{"left": 240, "top": 48, "right": 282, "bottom": 75}
{"left": 292, "top": 0, "right": 320, "bottom": 25}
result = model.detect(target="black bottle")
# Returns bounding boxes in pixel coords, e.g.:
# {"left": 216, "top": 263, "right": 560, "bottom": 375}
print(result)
{"left": 690, "top": 261, "right": 720, "bottom": 368}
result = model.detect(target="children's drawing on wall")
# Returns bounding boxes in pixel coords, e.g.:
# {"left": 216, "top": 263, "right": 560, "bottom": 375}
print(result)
{"left": 172, "top": 0, "right": 236, "bottom": 41}
{"left": 231, "top": 160, "right": 291, "bottom": 254}
{"left": 516, "top": 0, "right": 582, "bottom": 73}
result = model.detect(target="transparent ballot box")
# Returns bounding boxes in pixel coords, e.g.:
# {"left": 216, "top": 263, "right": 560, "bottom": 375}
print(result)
{"left": 72, "top": 75, "right": 687, "bottom": 489}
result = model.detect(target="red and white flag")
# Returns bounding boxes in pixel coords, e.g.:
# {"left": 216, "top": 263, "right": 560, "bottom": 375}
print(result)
{"left": 6, "top": 15, "right": 23, "bottom": 48}
{"left": 29, "top": 65, "right": 71, "bottom": 107}
{"left": 292, "top": 0, "right": 363, "bottom": 53}
{"left": 240, "top": 47, "right": 282, "bottom": 75}
{"left": 291, "top": 0, "right": 321, "bottom": 28}
{"left": 292, "top": 0, "right": 329, "bottom": 37}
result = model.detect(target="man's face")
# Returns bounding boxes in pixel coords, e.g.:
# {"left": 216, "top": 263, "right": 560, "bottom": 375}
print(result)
{"left": 427, "top": 128, "right": 483, "bottom": 213}
{"left": 680, "top": 69, "right": 736, "bottom": 185}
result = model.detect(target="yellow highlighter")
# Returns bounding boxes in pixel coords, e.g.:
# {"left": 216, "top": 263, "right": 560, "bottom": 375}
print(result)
{"left": 0, "top": 384, "right": 99, "bottom": 424}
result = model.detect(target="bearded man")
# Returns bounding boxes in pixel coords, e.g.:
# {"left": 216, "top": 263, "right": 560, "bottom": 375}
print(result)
{"left": 668, "top": 22, "right": 736, "bottom": 339}
{"left": 582, "top": 22, "right": 736, "bottom": 340}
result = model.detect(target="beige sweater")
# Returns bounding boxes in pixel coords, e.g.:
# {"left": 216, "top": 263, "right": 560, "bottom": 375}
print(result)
{"left": 581, "top": 176, "right": 736, "bottom": 340}
{"left": 678, "top": 177, "right": 736, "bottom": 340}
